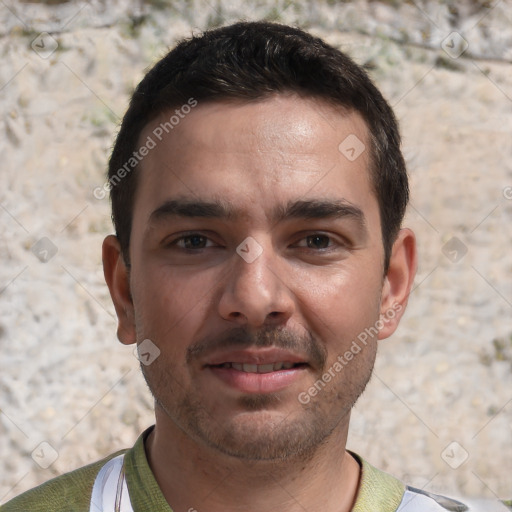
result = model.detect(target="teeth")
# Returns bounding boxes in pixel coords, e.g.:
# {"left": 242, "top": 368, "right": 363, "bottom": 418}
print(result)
{"left": 257, "top": 363, "right": 275, "bottom": 373}
{"left": 222, "top": 362, "right": 298, "bottom": 373}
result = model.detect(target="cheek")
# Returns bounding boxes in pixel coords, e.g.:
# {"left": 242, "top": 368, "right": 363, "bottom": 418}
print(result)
{"left": 132, "top": 265, "right": 206, "bottom": 344}
{"left": 294, "top": 266, "right": 383, "bottom": 368}
{"left": 296, "top": 263, "right": 382, "bottom": 321}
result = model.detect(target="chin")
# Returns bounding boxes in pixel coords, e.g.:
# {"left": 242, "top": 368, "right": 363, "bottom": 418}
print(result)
{"left": 190, "top": 405, "right": 334, "bottom": 462}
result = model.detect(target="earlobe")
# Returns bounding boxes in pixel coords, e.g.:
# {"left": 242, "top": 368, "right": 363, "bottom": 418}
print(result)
{"left": 102, "top": 235, "right": 137, "bottom": 345}
{"left": 378, "top": 228, "right": 417, "bottom": 340}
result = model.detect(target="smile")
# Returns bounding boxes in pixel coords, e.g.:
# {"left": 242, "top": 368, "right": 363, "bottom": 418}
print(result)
{"left": 206, "top": 361, "right": 308, "bottom": 394}
{"left": 214, "top": 362, "right": 305, "bottom": 373}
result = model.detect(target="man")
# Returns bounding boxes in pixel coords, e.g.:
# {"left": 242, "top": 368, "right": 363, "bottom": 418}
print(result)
{"left": 2, "top": 20, "right": 505, "bottom": 512}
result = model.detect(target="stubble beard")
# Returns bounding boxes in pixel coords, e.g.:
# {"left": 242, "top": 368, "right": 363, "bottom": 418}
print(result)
{"left": 141, "top": 347, "right": 376, "bottom": 464}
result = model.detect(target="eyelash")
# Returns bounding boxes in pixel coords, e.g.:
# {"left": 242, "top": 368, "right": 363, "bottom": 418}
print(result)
{"left": 166, "top": 232, "right": 346, "bottom": 252}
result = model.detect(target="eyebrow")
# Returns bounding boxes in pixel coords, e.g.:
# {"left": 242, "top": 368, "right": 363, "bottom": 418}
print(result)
{"left": 148, "top": 197, "right": 367, "bottom": 229}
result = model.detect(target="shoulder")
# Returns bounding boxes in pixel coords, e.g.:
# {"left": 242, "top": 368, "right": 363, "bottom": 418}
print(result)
{"left": 350, "top": 452, "right": 511, "bottom": 512}
{"left": 397, "top": 486, "right": 512, "bottom": 512}
{"left": 0, "top": 449, "right": 127, "bottom": 512}
{"left": 397, "top": 486, "right": 469, "bottom": 512}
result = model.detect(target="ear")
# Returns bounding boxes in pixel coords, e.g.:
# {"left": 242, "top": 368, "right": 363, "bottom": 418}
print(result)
{"left": 378, "top": 228, "right": 417, "bottom": 340}
{"left": 102, "top": 235, "right": 136, "bottom": 345}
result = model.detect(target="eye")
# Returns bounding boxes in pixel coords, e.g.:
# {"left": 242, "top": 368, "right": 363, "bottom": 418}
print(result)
{"left": 295, "top": 233, "right": 337, "bottom": 250}
{"left": 305, "top": 234, "right": 331, "bottom": 249}
{"left": 167, "top": 233, "right": 216, "bottom": 250}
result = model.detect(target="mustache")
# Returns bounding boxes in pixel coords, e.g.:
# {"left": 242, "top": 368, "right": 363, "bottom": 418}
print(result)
{"left": 186, "top": 325, "right": 327, "bottom": 370}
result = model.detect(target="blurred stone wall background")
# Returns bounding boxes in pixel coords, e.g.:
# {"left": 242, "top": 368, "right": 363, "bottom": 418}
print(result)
{"left": 1, "top": 0, "right": 511, "bottom": 504}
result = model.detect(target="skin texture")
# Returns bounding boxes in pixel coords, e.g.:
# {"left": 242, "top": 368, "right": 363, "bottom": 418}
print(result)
{"left": 103, "top": 93, "right": 417, "bottom": 512}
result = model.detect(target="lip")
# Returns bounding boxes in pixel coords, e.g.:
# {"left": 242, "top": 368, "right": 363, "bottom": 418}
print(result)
{"left": 203, "top": 348, "right": 309, "bottom": 394}
{"left": 207, "top": 364, "right": 308, "bottom": 394}
{"left": 204, "top": 348, "right": 308, "bottom": 366}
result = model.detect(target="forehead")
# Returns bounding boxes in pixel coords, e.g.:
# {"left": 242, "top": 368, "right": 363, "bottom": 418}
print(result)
{"left": 133, "top": 94, "right": 376, "bottom": 228}
{"left": 141, "top": 94, "right": 368, "bottom": 156}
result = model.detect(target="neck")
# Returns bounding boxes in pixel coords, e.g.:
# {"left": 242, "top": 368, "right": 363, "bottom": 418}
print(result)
{"left": 145, "top": 408, "right": 361, "bottom": 512}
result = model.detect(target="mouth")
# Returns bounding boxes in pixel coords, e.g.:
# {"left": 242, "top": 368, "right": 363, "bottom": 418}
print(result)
{"left": 205, "top": 353, "right": 309, "bottom": 394}
{"left": 210, "top": 361, "right": 307, "bottom": 373}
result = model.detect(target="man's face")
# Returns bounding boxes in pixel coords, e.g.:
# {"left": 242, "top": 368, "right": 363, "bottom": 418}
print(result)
{"left": 125, "top": 94, "right": 392, "bottom": 460}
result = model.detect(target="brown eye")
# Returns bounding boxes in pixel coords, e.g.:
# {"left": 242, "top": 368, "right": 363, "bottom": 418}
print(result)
{"left": 168, "top": 234, "right": 214, "bottom": 250}
{"left": 305, "top": 234, "right": 331, "bottom": 249}
{"left": 180, "top": 235, "right": 208, "bottom": 249}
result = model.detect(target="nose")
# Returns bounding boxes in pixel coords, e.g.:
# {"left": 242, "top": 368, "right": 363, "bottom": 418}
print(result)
{"left": 217, "top": 237, "right": 295, "bottom": 328}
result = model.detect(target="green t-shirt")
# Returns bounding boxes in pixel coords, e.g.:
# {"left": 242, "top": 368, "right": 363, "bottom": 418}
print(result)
{"left": 1, "top": 426, "right": 504, "bottom": 512}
